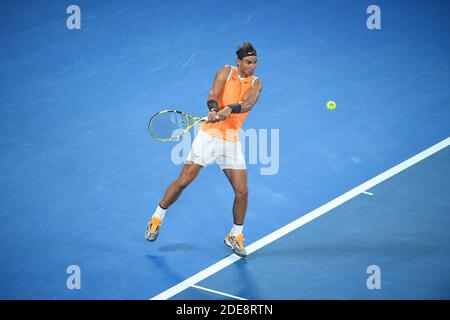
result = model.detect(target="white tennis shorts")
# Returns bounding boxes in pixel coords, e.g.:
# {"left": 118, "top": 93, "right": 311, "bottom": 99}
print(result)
{"left": 185, "top": 130, "right": 246, "bottom": 170}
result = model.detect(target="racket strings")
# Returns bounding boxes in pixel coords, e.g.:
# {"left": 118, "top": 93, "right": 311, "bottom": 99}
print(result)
{"left": 149, "top": 112, "right": 189, "bottom": 140}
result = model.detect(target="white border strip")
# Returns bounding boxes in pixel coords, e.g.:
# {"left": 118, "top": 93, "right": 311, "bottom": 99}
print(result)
{"left": 151, "top": 255, "right": 241, "bottom": 300}
{"left": 362, "top": 191, "right": 374, "bottom": 196}
{"left": 191, "top": 284, "right": 247, "bottom": 300}
{"left": 151, "top": 137, "right": 450, "bottom": 300}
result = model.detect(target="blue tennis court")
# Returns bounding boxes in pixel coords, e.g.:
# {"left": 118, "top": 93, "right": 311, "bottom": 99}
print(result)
{"left": 167, "top": 142, "right": 450, "bottom": 300}
{"left": 0, "top": 0, "right": 449, "bottom": 300}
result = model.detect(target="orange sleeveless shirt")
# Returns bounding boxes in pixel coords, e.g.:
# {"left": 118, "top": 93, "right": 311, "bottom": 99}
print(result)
{"left": 200, "top": 65, "right": 258, "bottom": 142}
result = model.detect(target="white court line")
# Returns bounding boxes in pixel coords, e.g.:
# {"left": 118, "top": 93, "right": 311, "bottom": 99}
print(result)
{"left": 362, "top": 191, "right": 374, "bottom": 196}
{"left": 150, "top": 137, "right": 450, "bottom": 300}
{"left": 191, "top": 284, "right": 247, "bottom": 300}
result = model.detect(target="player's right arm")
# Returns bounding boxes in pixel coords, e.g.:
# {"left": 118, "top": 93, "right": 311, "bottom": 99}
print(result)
{"left": 205, "top": 66, "right": 230, "bottom": 123}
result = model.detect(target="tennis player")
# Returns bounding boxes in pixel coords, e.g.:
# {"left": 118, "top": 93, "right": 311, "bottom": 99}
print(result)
{"left": 145, "top": 42, "right": 263, "bottom": 257}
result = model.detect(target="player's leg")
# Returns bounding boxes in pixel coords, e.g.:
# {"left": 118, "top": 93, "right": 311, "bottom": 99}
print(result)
{"left": 223, "top": 168, "right": 249, "bottom": 257}
{"left": 223, "top": 168, "right": 248, "bottom": 225}
{"left": 160, "top": 162, "right": 203, "bottom": 209}
{"left": 216, "top": 135, "right": 248, "bottom": 257}
{"left": 146, "top": 130, "right": 215, "bottom": 242}
{"left": 145, "top": 163, "right": 202, "bottom": 242}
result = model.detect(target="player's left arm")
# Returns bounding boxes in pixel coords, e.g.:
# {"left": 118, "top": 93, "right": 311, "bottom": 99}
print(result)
{"left": 239, "top": 78, "right": 263, "bottom": 113}
{"left": 217, "top": 79, "right": 263, "bottom": 120}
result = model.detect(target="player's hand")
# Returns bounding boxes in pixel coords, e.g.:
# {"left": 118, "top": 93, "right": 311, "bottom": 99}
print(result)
{"left": 206, "top": 110, "right": 220, "bottom": 123}
{"left": 217, "top": 106, "right": 232, "bottom": 121}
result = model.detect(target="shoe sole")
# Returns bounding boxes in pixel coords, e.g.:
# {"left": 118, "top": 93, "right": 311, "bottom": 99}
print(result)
{"left": 145, "top": 227, "right": 159, "bottom": 242}
{"left": 224, "top": 238, "right": 232, "bottom": 248}
{"left": 146, "top": 233, "right": 158, "bottom": 242}
{"left": 224, "top": 238, "right": 247, "bottom": 258}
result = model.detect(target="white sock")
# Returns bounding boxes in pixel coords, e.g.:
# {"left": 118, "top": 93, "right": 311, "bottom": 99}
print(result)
{"left": 153, "top": 204, "right": 167, "bottom": 221}
{"left": 231, "top": 224, "right": 243, "bottom": 236}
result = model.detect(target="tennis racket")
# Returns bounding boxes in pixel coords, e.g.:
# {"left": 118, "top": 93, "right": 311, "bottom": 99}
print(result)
{"left": 148, "top": 110, "right": 209, "bottom": 142}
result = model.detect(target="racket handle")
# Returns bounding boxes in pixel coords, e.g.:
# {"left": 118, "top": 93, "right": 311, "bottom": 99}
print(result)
{"left": 201, "top": 115, "right": 219, "bottom": 122}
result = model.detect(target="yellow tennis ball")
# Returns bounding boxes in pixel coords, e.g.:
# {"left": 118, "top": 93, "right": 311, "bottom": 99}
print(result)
{"left": 327, "top": 101, "right": 336, "bottom": 110}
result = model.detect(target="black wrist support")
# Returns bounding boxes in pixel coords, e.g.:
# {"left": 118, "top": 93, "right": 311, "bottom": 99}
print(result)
{"left": 228, "top": 103, "right": 242, "bottom": 113}
{"left": 207, "top": 100, "right": 219, "bottom": 112}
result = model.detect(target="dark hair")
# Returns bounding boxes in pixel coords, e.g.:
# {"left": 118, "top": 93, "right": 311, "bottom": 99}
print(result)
{"left": 237, "top": 42, "right": 256, "bottom": 52}
{"left": 236, "top": 42, "right": 257, "bottom": 59}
